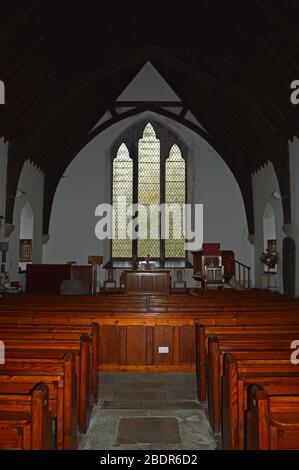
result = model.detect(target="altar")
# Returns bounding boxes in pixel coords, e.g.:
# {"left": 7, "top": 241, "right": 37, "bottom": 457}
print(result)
{"left": 123, "top": 270, "right": 171, "bottom": 295}
{"left": 103, "top": 259, "right": 194, "bottom": 291}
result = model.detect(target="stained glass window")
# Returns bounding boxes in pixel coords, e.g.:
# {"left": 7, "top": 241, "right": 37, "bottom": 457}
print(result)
{"left": 165, "top": 144, "right": 185, "bottom": 257}
{"left": 111, "top": 123, "right": 186, "bottom": 259}
{"left": 111, "top": 143, "right": 133, "bottom": 258}
{"left": 137, "top": 123, "right": 160, "bottom": 257}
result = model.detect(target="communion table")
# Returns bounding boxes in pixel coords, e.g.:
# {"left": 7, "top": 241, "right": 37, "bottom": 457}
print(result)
{"left": 123, "top": 270, "right": 171, "bottom": 295}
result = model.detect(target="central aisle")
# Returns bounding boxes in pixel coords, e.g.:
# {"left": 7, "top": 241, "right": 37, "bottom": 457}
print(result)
{"left": 79, "top": 372, "right": 216, "bottom": 450}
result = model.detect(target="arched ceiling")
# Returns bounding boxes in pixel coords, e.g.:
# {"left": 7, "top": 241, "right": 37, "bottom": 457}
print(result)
{"left": 1, "top": 0, "right": 299, "bottom": 236}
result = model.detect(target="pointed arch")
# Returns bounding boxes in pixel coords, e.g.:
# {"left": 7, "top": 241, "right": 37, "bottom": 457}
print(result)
{"left": 142, "top": 122, "right": 157, "bottom": 140}
{"left": 138, "top": 123, "right": 161, "bottom": 257}
{"left": 165, "top": 144, "right": 186, "bottom": 257}
{"left": 111, "top": 143, "right": 133, "bottom": 258}
{"left": 110, "top": 118, "right": 188, "bottom": 259}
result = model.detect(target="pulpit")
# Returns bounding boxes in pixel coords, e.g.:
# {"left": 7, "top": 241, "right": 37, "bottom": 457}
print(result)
{"left": 191, "top": 244, "right": 234, "bottom": 289}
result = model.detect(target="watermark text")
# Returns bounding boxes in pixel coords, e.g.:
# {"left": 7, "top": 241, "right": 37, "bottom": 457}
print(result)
{"left": 290, "top": 80, "right": 299, "bottom": 105}
{"left": 95, "top": 196, "right": 203, "bottom": 251}
{"left": 290, "top": 340, "right": 299, "bottom": 365}
{"left": 0, "top": 340, "right": 5, "bottom": 365}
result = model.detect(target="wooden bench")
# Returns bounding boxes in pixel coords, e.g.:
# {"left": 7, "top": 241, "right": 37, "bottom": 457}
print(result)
{"left": 196, "top": 323, "right": 299, "bottom": 403}
{"left": 204, "top": 330, "right": 299, "bottom": 425}
{"left": 222, "top": 353, "right": 299, "bottom": 450}
{"left": 1, "top": 334, "right": 91, "bottom": 433}
{"left": 245, "top": 383, "right": 299, "bottom": 450}
{"left": 0, "top": 382, "right": 54, "bottom": 450}
{"left": 207, "top": 335, "right": 297, "bottom": 433}
{"left": 2, "top": 303, "right": 299, "bottom": 372}
{"left": 0, "top": 351, "right": 78, "bottom": 449}
{"left": 0, "top": 322, "right": 99, "bottom": 404}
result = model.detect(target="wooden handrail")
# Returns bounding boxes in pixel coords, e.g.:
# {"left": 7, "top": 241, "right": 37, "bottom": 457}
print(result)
{"left": 231, "top": 257, "right": 251, "bottom": 288}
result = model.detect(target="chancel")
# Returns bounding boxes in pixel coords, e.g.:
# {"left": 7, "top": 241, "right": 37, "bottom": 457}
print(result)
{"left": 1, "top": 1, "right": 299, "bottom": 455}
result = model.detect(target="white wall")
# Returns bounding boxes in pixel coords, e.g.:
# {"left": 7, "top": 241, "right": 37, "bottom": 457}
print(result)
{"left": 290, "top": 137, "right": 299, "bottom": 296}
{"left": 118, "top": 62, "right": 180, "bottom": 101}
{"left": 252, "top": 162, "right": 284, "bottom": 292}
{"left": 19, "top": 202, "right": 34, "bottom": 272}
{"left": 193, "top": 133, "right": 252, "bottom": 269}
{"left": 0, "top": 138, "right": 8, "bottom": 241}
{"left": 263, "top": 203, "right": 276, "bottom": 251}
{"left": 20, "top": 202, "right": 34, "bottom": 239}
{"left": 6, "top": 160, "right": 44, "bottom": 281}
{"left": 43, "top": 112, "right": 253, "bottom": 286}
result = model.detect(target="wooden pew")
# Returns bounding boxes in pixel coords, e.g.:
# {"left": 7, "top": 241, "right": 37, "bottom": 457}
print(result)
{"left": 0, "top": 322, "right": 99, "bottom": 405}
{"left": 206, "top": 333, "right": 299, "bottom": 432}
{"left": 2, "top": 303, "right": 299, "bottom": 372}
{"left": 245, "top": 383, "right": 299, "bottom": 450}
{"left": 196, "top": 323, "right": 299, "bottom": 402}
{"left": 0, "top": 382, "right": 54, "bottom": 450}
{"left": 2, "top": 291, "right": 299, "bottom": 374}
{"left": 2, "top": 335, "right": 91, "bottom": 433}
{"left": 222, "top": 353, "right": 299, "bottom": 450}
{"left": 0, "top": 351, "right": 78, "bottom": 449}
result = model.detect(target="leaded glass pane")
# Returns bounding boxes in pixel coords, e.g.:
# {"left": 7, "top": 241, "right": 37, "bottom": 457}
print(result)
{"left": 138, "top": 123, "right": 160, "bottom": 258}
{"left": 112, "top": 143, "right": 133, "bottom": 258}
{"left": 165, "top": 144, "right": 185, "bottom": 258}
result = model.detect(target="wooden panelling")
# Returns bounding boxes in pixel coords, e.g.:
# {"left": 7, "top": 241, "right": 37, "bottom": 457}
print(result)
{"left": 124, "top": 271, "right": 170, "bottom": 295}
{"left": 141, "top": 275, "right": 154, "bottom": 292}
{"left": 127, "top": 274, "right": 139, "bottom": 293}
{"left": 126, "top": 326, "right": 147, "bottom": 365}
{"left": 173, "top": 326, "right": 180, "bottom": 364}
{"left": 153, "top": 326, "right": 174, "bottom": 365}
{"left": 99, "top": 324, "right": 196, "bottom": 370}
{"left": 155, "top": 275, "right": 169, "bottom": 294}
{"left": 179, "top": 326, "right": 196, "bottom": 364}
{"left": 146, "top": 327, "right": 154, "bottom": 365}
{"left": 119, "top": 327, "right": 127, "bottom": 365}
{"left": 100, "top": 326, "right": 120, "bottom": 364}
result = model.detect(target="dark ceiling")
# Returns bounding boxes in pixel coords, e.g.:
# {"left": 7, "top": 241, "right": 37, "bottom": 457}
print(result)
{"left": 0, "top": 0, "right": 299, "bottom": 236}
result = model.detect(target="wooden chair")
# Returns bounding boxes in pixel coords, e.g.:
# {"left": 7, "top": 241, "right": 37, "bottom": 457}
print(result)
{"left": 202, "top": 255, "right": 225, "bottom": 289}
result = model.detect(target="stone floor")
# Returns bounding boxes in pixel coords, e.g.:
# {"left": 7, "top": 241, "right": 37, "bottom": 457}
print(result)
{"left": 79, "top": 372, "right": 217, "bottom": 450}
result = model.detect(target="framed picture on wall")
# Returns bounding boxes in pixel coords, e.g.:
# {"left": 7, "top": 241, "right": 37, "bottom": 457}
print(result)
{"left": 19, "top": 239, "right": 32, "bottom": 262}
{"left": 267, "top": 239, "right": 277, "bottom": 253}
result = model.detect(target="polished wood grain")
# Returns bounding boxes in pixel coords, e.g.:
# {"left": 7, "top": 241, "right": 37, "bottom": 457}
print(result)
{"left": 0, "top": 383, "right": 54, "bottom": 450}
{"left": 222, "top": 354, "right": 299, "bottom": 450}
{"left": 124, "top": 270, "right": 170, "bottom": 295}
{"left": 246, "top": 384, "right": 299, "bottom": 450}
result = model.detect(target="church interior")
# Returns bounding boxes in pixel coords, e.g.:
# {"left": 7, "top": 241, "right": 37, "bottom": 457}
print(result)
{"left": 1, "top": 0, "right": 299, "bottom": 453}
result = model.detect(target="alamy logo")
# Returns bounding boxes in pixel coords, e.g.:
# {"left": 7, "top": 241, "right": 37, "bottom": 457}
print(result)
{"left": 290, "top": 80, "right": 299, "bottom": 105}
{"left": 95, "top": 196, "right": 203, "bottom": 251}
{"left": 290, "top": 340, "right": 299, "bottom": 365}
{"left": 0, "top": 340, "right": 5, "bottom": 365}
{"left": 0, "top": 80, "right": 4, "bottom": 105}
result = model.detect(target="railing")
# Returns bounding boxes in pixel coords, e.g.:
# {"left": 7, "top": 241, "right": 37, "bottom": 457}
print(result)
{"left": 232, "top": 258, "right": 251, "bottom": 288}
